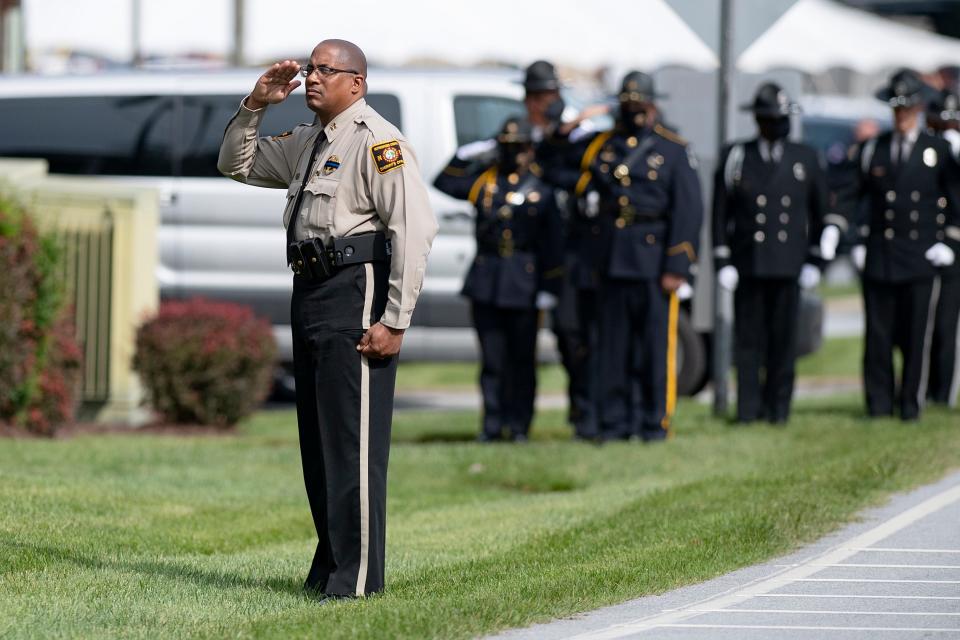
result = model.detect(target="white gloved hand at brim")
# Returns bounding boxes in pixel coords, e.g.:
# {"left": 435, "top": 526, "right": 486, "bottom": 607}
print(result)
{"left": 676, "top": 281, "right": 694, "bottom": 301}
{"left": 925, "top": 242, "right": 956, "bottom": 267}
{"left": 535, "top": 291, "right": 559, "bottom": 311}
{"left": 820, "top": 225, "right": 841, "bottom": 261}
{"left": 717, "top": 265, "right": 739, "bottom": 291}
{"left": 798, "top": 263, "right": 821, "bottom": 289}
{"left": 850, "top": 245, "right": 866, "bottom": 271}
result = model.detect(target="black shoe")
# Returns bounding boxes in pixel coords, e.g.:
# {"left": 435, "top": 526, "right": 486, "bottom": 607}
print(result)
{"left": 510, "top": 433, "right": 529, "bottom": 443}
{"left": 476, "top": 432, "right": 501, "bottom": 443}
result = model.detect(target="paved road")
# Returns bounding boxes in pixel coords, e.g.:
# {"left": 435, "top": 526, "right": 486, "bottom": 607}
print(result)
{"left": 490, "top": 471, "right": 960, "bottom": 640}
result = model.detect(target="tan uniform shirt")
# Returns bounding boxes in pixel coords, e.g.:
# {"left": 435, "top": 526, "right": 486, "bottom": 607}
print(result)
{"left": 218, "top": 97, "right": 438, "bottom": 330}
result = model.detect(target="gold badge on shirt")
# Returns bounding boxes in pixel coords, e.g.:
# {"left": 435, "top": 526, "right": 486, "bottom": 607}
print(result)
{"left": 322, "top": 155, "right": 341, "bottom": 175}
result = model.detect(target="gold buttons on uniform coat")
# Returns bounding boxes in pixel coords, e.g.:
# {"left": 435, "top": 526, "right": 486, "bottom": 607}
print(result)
{"left": 502, "top": 229, "right": 513, "bottom": 239}
{"left": 508, "top": 173, "right": 519, "bottom": 185}
{"left": 648, "top": 170, "right": 658, "bottom": 180}
{"left": 757, "top": 195, "right": 767, "bottom": 207}
{"left": 781, "top": 195, "right": 791, "bottom": 207}
{"left": 886, "top": 190, "right": 896, "bottom": 202}
{"left": 910, "top": 230, "right": 919, "bottom": 240}
{"left": 527, "top": 191, "right": 541, "bottom": 203}
{"left": 911, "top": 191, "right": 921, "bottom": 202}
{"left": 498, "top": 206, "right": 512, "bottom": 219}
{"left": 525, "top": 262, "right": 535, "bottom": 274}
{"left": 754, "top": 231, "right": 765, "bottom": 242}
{"left": 910, "top": 210, "right": 919, "bottom": 222}
{"left": 600, "top": 164, "right": 610, "bottom": 173}
{"left": 938, "top": 197, "right": 947, "bottom": 209}
{"left": 621, "top": 177, "right": 632, "bottom": 187}
{"left": 885, "top": 228, "right": 895, "bottom": 239}
{"left": 756, "top": 213, "right": 766, "bottom": 224}
{"left": 615, "top": 218, "right": 626, "bottom": 229}
{"left": 618, "top": 195, "right": 630, "bottom": 206}
{"left": 627, "top": 136, "right": 638, "bottom": 148}
{"left": 885, "top": 209, "right": 895, "bottom": 221}
{"left": 938, "top": 214, "right": 946, "bottom": 224}
{"left": 646, "top": 233, "right": 656, "bottom": 244}
{"left": 778, "top": 230, "right": 788, "bottom": 242}
{"left": 614, "top": 164, "right": 629, "bottom": 179}
{"left": 780, "top": 213, "right": 789, "bottom": 224}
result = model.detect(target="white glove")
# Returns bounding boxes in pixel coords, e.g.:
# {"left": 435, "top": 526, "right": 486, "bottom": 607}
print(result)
{"left": 676, "top": 281, "right": 694, "bottom": 301}
{"left": 925, "top": 242, "right": 956, "bottom": 267}
{"left": 535, "top": 291, "right": 558, "bottom": 311}
{"left": 850, "top": 245, "right": 866, "bottom": 271}
{"left": 798, "top": 263, "right": 821, "bottom": 289}
{"left": 717, "top": 265, "right": 739, "bottom": 291}
{"left": 455, "top": 138, "right": 497, "bottom": 161}
{"left": 820, "top": 225, "right": 841, "bottom": 261}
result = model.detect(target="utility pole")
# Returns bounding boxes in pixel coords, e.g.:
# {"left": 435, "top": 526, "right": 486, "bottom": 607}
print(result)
{"left": 712, "top": 0, "right": 734, "bottom": 417}
{"left": 231, "top": 0, "right": 244, "bottom": 67}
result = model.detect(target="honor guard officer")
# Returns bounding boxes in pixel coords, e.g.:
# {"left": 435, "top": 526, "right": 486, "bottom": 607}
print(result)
{"left": 435, "top": 117, "right": 564, "bottom": 442}
{"left": 841, "top": 69, "right": 960, "bottom": 421}
{"left": 925, "top": 88, "right": 960, "bottom": 406}
{"left": 574, "top": 71, "right": 703, "bottom": 442}
{"left": 713, "top": 83, "right": 832, "bottom": 424}
{"left": 218, "top": 40, "right": 437, "bottom": 598}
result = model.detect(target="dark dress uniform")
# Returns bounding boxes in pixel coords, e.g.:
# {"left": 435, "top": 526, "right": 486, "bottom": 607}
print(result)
{"left": 713, "top": 84, "right": 832, "bottom": 423}
{"left": 714, "top": 139, "right": 830, "bottom": 422}
{"left": 219, "top": 96, "right": 437, "bottom": 597}
{"left": 926, "top": 90, "right": 960, "bottom": 406}
{"left": 840, "top": 71, "right": 960, "bottom": 420}
{"left": 434, "top": 121, "right": 564, "bottom": 440}
{"left": 574, "top": 73, "right": 702, "bottom": 441}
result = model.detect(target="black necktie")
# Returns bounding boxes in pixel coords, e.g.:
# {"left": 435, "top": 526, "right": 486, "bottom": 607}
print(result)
{"left": 286, "top": 130, "right": 326, "bottom": 248}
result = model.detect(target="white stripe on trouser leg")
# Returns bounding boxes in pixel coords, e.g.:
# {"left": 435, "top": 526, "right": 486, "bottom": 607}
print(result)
{"left": 950, "top": 309, "right": 960, "bottom": 408}
{"left": 356, "top": 263, "right": 374, "bottom": 596}
{"left": 917, "top": 276, "right": 941, "bottom": 410}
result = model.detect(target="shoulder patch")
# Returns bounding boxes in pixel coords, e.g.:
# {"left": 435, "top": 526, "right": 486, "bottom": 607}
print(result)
{"left": 271, "top": 130, "right": 293, "bottom": 141}
{"left": 654, "top": 123, "right": 687, "bottom": 146}
{"left": 370, "top": 140, "right": 404, "bottom": 174}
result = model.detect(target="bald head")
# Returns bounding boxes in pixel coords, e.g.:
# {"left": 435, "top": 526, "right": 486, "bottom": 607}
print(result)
{"left": 314, "top": 39, "right": 367, "bottom": 77}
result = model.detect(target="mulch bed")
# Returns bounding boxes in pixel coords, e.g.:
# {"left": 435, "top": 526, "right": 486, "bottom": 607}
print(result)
{"left": 0, "top": 421, "right": 237, "bottom": 439}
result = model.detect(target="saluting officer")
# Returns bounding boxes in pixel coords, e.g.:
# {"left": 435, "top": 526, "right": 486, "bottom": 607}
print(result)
{"left": 841, "top": 69, "right": 960, "bottom": 421}
{"left": 925, "top": 88, "right": 960, "bottom": 406}
{"left": 713, "top": 83, "right": 833, "bottom": 424}
{"left": 218, "top": 40, "right": 437, "bottom": 598}
{"left": 434, "top": 117, "right": 564, "bottom": 442}
{"left": 573, "top": 71, "right": 703, "bottom": 442}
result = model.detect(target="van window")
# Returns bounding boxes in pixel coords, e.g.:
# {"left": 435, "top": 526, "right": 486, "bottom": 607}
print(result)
{"left": 0, "top": 96, "right": 175, "bottom": 176}
{"left": 0, "top": 92, "right": 402, "bottom": 178}
{"left": 453, "top": 95, "right": 525, "bottom": 146}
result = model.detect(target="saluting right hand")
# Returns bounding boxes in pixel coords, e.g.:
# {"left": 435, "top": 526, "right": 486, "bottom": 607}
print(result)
{"left": 246, "top": 60, "right": 302, "bottom": 110}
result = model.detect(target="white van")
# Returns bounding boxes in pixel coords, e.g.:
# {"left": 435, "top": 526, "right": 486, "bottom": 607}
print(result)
{"left": 0, "top": 68, "right": 527, "bottom": 372}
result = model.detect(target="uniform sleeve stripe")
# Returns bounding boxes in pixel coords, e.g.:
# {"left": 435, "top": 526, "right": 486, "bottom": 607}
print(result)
{"left": 667, "top": 241, "right": 697, "bottom": 262}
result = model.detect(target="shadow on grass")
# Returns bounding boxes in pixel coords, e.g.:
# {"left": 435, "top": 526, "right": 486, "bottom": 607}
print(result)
{"left": 6, "top": 541, "right": 306, "bottom": 599}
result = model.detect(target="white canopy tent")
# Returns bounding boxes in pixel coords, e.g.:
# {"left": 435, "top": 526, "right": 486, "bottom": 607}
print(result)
{"left": 738, "top": 0, "right": 960, "bottom": 74}
{"left": 244, "top": 0, "right": 718, "bottom": 71}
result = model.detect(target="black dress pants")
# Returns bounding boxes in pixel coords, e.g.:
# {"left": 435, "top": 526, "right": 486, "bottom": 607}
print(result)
{"left": 734, "top": 277, "right": 800, "bottom": 423}
{"left": 292, "top": 262, "right": 396, "bottom": 597}
{"left": 597, "top": 278, "right": 679, "bottom": 441}
{"left": 928, "top": 273, "right": 960, "bottom": 406}
{"left": 862, "top": 276, "right": 939, "bottom": 420}
{"left": 552, "top": 279, "right": 595, "bottom": 438}
{"left": 472, "top": 302, "right": 539, "bottom": 438}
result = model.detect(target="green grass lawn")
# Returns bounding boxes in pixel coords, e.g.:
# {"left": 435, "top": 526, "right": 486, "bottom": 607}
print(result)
{"left": 2, "top": 394, "right": 959, "bottom": 639}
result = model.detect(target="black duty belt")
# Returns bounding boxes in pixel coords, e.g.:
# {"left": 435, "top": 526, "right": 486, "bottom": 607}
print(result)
{"left": 605, "top": 207, "right": 665, "bottom": 227}
{"left": 288, "top": 231, "right": 392, "bottom": 281}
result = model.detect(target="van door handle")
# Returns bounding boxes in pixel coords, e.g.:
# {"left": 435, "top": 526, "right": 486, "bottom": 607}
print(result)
{"left": 440, "top": 211, "right": 472, "bottom": 222}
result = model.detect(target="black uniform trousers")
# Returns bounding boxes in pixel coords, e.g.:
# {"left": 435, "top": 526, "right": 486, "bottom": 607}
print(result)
{"left": 928, "top": 273, "right": 960, "bottom": 406}
{"left": 734, "top": 277, "right": 801, "bottom": 423}
{"left": 292, "top": 261, "right": 396, "bottom": 597}
{"left": 597, "top": 278, "right": 679, "bottom": 441}
{"left": 472, "top": 302, "right": 539, "bottom": 438}
{"left": 862, "top": 276, "right": 939, "bottom": 420}
{"left": 551, "top": 265, "right": 597, "bottom": 438}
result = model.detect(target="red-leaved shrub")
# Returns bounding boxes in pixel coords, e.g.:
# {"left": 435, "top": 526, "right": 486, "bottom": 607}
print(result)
{"left": 133, "top": 299, "right": 277, "bottom": 427}
{"left": 0, "top": 196, "right": 82, "bottom": 436}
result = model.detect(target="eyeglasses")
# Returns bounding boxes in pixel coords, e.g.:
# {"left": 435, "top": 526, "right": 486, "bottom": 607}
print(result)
{"left": 300, "top": 64, "right": 360, "bottom": 79}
